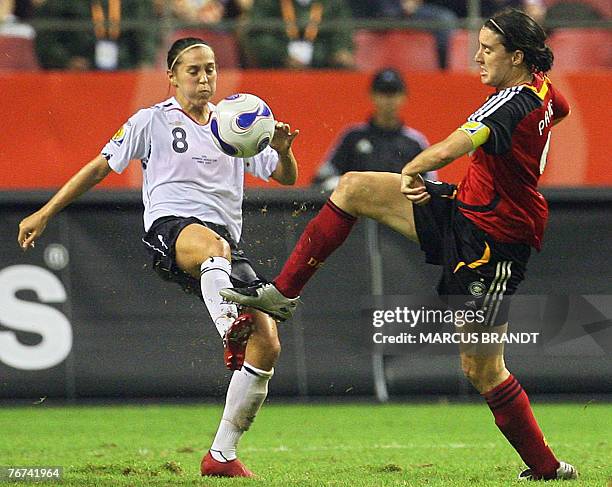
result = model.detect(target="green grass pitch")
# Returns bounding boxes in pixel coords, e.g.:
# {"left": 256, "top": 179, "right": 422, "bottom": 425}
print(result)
{"left": 1, "top": 401, "right": 609, "bottom": 486}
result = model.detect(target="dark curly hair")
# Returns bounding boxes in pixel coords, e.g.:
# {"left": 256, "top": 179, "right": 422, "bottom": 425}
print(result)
{"left": 167, "top": 37, "right": 210, "bottom": 71}
{"left": 484, "top": 9, "right": 554, "bottom": 73}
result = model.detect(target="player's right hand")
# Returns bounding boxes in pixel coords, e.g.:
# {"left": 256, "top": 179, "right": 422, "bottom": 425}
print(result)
{"left": 401, "top": 173, "right": 431, "bottom": 206}
{"left": 17, "top": 211, "right": 49, "bottom": 251}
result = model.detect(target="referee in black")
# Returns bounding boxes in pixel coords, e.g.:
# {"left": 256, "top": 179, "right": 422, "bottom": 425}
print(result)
{"left": 312, "top": 68, "right": 432, "bottom": 190}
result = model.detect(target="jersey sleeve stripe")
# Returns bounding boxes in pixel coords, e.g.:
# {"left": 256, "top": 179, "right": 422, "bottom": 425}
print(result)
{"left": 469, "top": 87, "right": 517, "bottom": 119}
{"left": 470, "top": 87, "right": 522, "bottom": 122}
{"left": 469, "top": 86, "right": 521, "bottom": 121}
{"left": 474, "top": 91, "right": 518, "bottom": 121}
{"left": 468, "top": 89, "right": 510, "bottom": 119}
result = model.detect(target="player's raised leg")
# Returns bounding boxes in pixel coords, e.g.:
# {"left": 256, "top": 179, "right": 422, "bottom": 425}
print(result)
{"left": 275, "top": 171, "right": 419, "bottom": 297}
{"left": 459, "top": 322, "right": 577, "bottom": 481}
{"left": 176, "top": 223, "right": 253, "bottom": 369}
{"left": 220, "top": 171, "right": 418, "bottom": 320}
{"left": 202, "top": 310, "right": 280, "bottom": 478}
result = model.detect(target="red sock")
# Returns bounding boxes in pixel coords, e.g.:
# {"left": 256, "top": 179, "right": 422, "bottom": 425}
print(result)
{"left": 274, "top": 199, "right": 357, "bottom": 298}
{"left": 483, "top": 374, "right": 559, "bottom": 479}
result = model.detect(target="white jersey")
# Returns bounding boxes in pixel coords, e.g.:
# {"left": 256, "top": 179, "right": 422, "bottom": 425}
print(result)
{"left": 101, "top": 97, "right": 279, "bottom": 242}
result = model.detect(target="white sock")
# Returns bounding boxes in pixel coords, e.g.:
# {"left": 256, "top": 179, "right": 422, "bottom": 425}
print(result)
{"left": 210, "top": 362, "right": 274, "bottom": 462}
{"left": 200, "top": 257, "right": 237, "bottom": 337}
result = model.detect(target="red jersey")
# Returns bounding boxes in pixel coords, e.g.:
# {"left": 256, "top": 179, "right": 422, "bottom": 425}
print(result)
{"left": 456, "top": 73, "right": 570, "bottom": 250}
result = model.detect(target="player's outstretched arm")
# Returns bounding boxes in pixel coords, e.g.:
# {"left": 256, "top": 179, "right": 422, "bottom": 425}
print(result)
{"left": 17, "top": 154, "right": 112, "bottom": 251}
{"left": 400, "top": 130, "right": 473, "bottom": 205}
{"left": 270, "top": 121, "right": 299, "bottom": 186}
{"left": 402, "top": 130, "right": 473, "bottom": 179}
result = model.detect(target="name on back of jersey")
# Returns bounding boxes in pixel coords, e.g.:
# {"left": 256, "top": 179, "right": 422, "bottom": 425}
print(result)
{"left": 538, "top": 100, "right": 554, "bottom": 136}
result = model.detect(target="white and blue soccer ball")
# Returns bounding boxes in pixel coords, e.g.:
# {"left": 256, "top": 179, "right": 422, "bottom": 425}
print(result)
{"left": 211, "top": 93, "right": 275, "bottom": 158}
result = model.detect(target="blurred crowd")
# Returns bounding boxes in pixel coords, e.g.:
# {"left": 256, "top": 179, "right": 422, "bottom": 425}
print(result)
{"left": 0, "top": 0, "right": 609, "bottom": 71}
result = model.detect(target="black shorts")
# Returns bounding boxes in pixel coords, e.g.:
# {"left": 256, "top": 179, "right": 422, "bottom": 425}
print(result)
{"left": 412, "top": 180, "right": 531, "bottom": 327}
{"left": 141, "top": 216, "right": 265, "bottom": 300}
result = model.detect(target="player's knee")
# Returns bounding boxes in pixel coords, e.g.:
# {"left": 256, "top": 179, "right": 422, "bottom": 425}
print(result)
{"left": 460, "top": 354, "right": 506, "bottom": 392}
{"left": 207, "top": 236, "right": 231, "bottom": 261}
{"left": 176, "top": 230, "right": 232, "bottom": 278}
{"left": 190, "top": 238, "right": 231, "bottom": 276}
{"left": 333, "top": 172, "right": 371, "bottom": 215}
{"left": 186, "top": 239, "right": 231, "bottom": 277}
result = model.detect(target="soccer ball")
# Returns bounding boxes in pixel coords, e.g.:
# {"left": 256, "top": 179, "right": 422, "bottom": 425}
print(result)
{"left": 210, "top": 93, "right": 275, "bottom": 158}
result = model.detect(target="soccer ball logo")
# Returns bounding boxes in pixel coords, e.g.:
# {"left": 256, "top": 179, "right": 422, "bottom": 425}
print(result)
{"left": 210, "top": 93, "right": 275, "bottom": 158}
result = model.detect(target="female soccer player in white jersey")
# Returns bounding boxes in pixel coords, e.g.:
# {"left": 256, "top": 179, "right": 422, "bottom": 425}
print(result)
{"left": 17, "top": 37, "right": 299, "bottom": 478}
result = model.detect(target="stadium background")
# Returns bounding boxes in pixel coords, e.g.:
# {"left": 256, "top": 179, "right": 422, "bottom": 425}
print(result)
{"left": 0, "top": 2, "right": 611, "bottom": 401}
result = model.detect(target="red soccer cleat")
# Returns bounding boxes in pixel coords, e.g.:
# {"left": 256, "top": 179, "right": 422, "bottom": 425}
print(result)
{"left": 223, "top": 313, "right": 254, "bottom": 371}
{"left": 200, "top": 451, "right": 255, "bottom": 477}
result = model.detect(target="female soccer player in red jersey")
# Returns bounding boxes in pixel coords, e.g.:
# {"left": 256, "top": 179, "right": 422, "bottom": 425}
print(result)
{"left": 17, "top": 38, "right": 299, "bottom": 478}
{"left": 222, "top": 9, "right": 577, "bottom": 481}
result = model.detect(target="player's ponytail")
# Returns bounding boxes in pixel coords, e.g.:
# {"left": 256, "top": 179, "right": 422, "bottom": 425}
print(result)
{"left": 529, "top": 44, "right": 554, "bottom": 73}
{"left": 167, "top": 37, "right": 210, "bottom": 72}
{"left": 485, "top": 9, "right": 554, "bottom": 73}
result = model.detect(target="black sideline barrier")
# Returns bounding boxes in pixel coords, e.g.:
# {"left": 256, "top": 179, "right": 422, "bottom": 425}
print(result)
{"left": 0, "top": 188, "right": 611, "bottom": 400}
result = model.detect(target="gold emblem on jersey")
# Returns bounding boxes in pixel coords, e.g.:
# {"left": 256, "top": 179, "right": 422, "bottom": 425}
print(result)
{"left": 111, "top": 125, "right": 126, "bottom": 143}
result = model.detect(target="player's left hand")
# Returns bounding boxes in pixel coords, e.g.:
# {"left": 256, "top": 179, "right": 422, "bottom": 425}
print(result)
{"left": 270, "top": 122, "right": 299, "bottom": 155}
{"left": 401, "top": 173, "right": 431, "bottom": 206}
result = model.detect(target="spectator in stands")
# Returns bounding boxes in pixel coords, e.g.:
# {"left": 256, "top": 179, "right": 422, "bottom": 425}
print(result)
{"left": 313, "top": 68, "right": 430, "bottom": 190}
{"left": 482, "top": 0, "right": 546, "bottom": 24}
{"left": 171, "top": 0, "right": 225, "bottom": 23}
{"left": 0, "top": 0, "right": 35, "bottom": 38}
{"left": 33, "top": 0, "right": 159, "bottom": 71}
{"left": 440, "top": 0, "right": 546, "bottom": 23}
{"left": 242, "top": 0, "right": 354, "bottom": 69}
{"left": 376, "top": 0, "right": 458, "bottom": 69}
{"left": 225, "top": 0, "right": 253, "bottom": 18}
{"left": 170, "top": 0, "right": 253, "bottom": 22}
